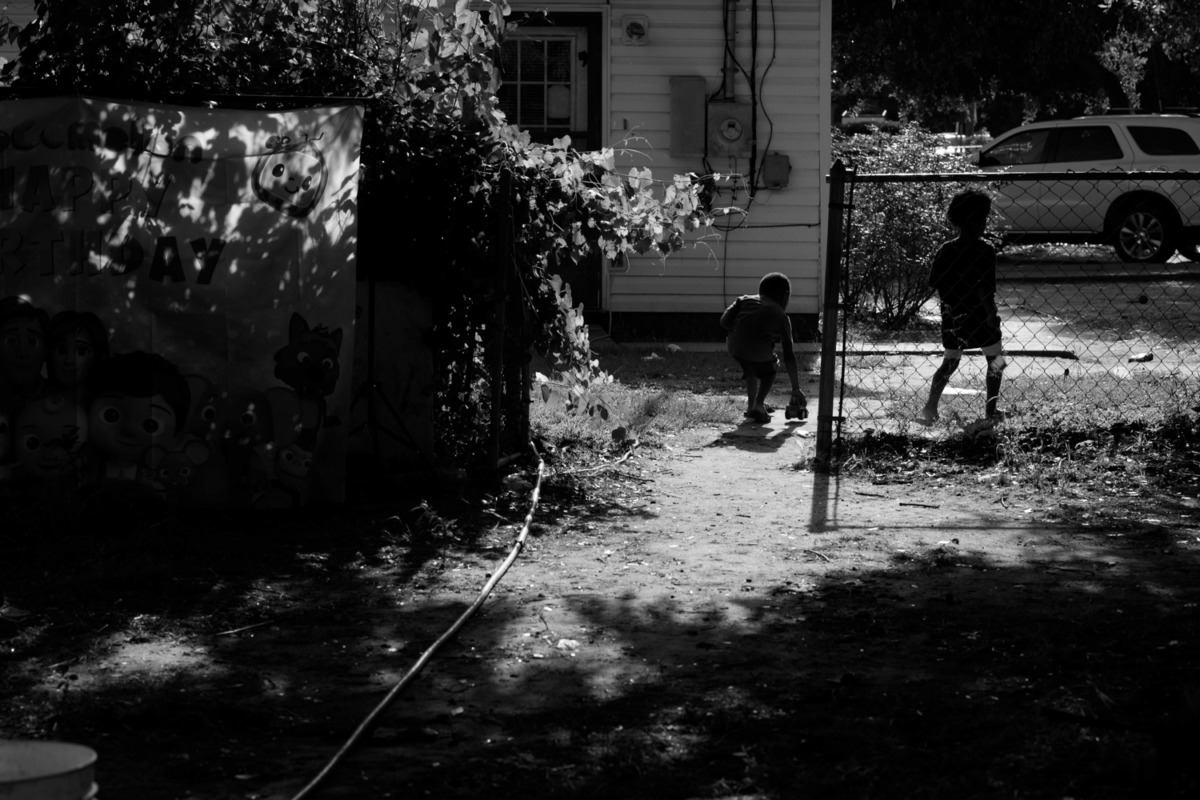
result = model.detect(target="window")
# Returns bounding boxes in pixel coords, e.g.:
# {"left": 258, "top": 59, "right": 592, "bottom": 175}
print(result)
{"left": 1128, "top": 125, "right": 1200, "bottom": 156}
{"left": 1051, "top": 126, "right": 1123, "bottom": 162}
{"left": 497, "top": 31, "right": 585, "bottom": 144}
{"left": 979, "top": 130, "right": 1050, "bottom": 167}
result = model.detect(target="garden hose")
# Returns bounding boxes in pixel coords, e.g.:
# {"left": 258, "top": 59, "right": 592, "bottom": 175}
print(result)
{"left": 287, "top": 442, "right": 546, "bottom": 800}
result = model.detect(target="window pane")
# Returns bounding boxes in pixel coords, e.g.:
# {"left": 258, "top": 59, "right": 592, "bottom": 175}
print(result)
{"left": 1052, "top": 126, "right": 1123, "bottom": 162}
{"left": 519, "top": 41, "right": 545, "bottom": 82}
{"left": 1128, "top": 125, "right": 1200, "bottom": 156}
{"left": 547, "top": 40, "right": 572, "bottom": 82}
{"left": 499, "top": 41, "right": 518, "bottom": 77}
{"left": 520, "top": 85, "right": 545, "bottom": 125}
{"left": 981, "top": 131, "right": 1049, "bottom": 166}
{"left": 547, "top": 84, "right": 571, "bottom": 122}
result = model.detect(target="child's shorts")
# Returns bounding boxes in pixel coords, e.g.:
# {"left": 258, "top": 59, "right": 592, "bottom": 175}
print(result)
{"left": 941, "top": 302, "right": 1002, "bottom": 355}
{"left": 735, "top": 354, "right": 778, "bottom": 381}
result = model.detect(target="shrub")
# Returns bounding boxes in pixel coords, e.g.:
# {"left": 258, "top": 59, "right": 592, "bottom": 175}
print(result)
{"left": 832, "top": 125, "right": 981, "bottom": 330}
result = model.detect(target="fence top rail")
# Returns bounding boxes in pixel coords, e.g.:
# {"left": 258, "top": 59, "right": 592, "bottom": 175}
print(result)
{"left": 829, "top": 170, "right": 1200, "bottom": 184}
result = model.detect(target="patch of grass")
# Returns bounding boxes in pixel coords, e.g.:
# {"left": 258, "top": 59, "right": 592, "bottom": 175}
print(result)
{"left": 531, "top": 381, "right": 744, "bottom": 452}
{"left": 531, "top": 345, "right": 814, "bottom": 454}
{"left": 836, "top": 347, "right": 1199, "bottom": 440}
{"left": 827, "top": 409, "right": 1200, "bottom": 527}
{"left": 595, "top": 346, "right": 739, "bottom": 390}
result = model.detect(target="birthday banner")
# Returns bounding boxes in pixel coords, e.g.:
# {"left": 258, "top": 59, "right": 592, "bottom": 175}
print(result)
{"left": 0, "top": 96, "right": 363, "bottom": 507}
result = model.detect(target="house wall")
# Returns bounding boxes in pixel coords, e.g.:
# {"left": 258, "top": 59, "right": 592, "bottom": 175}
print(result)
{"left": 600, "top": 0, "right": 831, "bottom": 341}
{"left": 504, "top": 0, "right": 831, "bottom": 341}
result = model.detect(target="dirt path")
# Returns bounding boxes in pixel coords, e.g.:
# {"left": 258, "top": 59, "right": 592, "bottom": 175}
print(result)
{"left": 224, "top": 419, "right": 1197, "bottom": 799}
{"left": 19, "top": 419, "right": 1200, "bottom": 799}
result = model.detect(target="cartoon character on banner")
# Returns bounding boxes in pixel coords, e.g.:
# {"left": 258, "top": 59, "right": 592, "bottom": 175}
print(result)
{"left": 273, "top": 312, "right": 343, "bottom": 441}
{"left": 253, "top": 438, "right": 315, "bottom": 510}
{"left": 0, "top": 296, "right": 50, "bottom": 417}
{"left": 13, "top": 393, "right": 88, "bottom": 481}
{"left": 254, "top": 388, "right": 309, "bottom": 509}
{"left": 253, "top": 134, "right": 328, "bottom": 219}
{"left": 187, "top": 380, "right": 306, "bottom": 508}
{"left": 46, "top": 311, "right": 110, "bottom": 407}
{"left": 132, "top": 372, "right": 237, "bottom": 508}
{"left": 87, "top": 352, "right": 191, "bottom": 485}
{"left": 143, "top": 435, "right": 213, "bottom": 506}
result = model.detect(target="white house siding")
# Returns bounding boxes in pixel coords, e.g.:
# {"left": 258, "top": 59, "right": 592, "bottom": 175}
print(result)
{"left": 602, "top": 0, "right": 830, "bottom": 340}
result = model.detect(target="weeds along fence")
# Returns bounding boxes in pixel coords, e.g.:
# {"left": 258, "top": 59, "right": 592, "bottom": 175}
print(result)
{"left": 822, "top": 163, "right": 1200, "bottom": 446}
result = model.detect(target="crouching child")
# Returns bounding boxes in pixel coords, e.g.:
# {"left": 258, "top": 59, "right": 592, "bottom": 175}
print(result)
{"left": 720, "top": 272, "right": 806, "bottom": 424}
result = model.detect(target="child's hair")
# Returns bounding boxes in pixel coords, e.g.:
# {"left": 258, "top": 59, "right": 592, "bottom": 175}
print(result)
{"left": 48, "top": 310, "right": 110, "bottom": 363}
{"left": 758, "top": 272, "right": 791, "bottom": 305}
{"left": 0, "top": 295, "right": 49, "bottom": 332}
{"left": 91, "top": 351, "right": 191, "bottom": 434}
{"left": 947, "top": 190, "right": 992, "bottom": 236}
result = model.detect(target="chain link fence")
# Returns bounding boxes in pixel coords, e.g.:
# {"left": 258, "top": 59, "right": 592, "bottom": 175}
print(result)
{"left": 823, "top": 167, "right": 1200, "bottom": 444}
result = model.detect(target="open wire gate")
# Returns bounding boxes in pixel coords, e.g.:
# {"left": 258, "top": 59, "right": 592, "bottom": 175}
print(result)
{"left": 820, "top": 164, "right": 1200, "bottom": 450}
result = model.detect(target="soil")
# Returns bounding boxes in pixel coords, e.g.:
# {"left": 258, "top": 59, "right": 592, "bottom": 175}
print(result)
{"left": 3, "top": 415, "right": 1200, "bottom": 799}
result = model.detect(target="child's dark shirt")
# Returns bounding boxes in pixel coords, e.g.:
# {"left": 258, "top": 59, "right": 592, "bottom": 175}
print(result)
{"left": 720, "top": 294, "right": 792, "bottom": 363}
{"left": 928, "top": 237, "right": 996, "bottom": 309}
{"left": 928, "top": 237, "right": 1001, "bottom": 351}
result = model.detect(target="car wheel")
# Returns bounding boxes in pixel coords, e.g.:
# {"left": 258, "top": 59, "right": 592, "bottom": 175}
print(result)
{"left": 1112, "top": 204, "right": 1177, "bottom": 263}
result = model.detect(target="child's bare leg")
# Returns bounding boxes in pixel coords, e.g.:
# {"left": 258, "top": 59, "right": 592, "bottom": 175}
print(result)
{"left": 744, "top": 375, "right": 759, "bottom": 414}
{"left": 754, "top": 372, "right": 776, "bottom": 413}
{"left": 920, "top": 357, "right": 959, "bottom": 425}
{"left": 985, "top": 353, "right": 1005, "bottom": 419}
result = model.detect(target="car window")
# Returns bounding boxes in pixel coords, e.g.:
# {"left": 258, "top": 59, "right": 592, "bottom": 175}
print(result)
{"left": 1127, "top": 125, "right": 1200, "bottom": 156}
{"left": 978, "top": 130, "right": 1050, "bottom": 167}
{"left": 1050, "top": 125, "right": 1123, "bottom": 162}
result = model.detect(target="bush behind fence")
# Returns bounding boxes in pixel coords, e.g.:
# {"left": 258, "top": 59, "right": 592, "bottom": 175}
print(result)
{"left": 833, "top": 169, "right": 1200, "bottom": 439}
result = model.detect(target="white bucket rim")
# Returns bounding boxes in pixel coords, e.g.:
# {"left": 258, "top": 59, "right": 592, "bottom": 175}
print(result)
{"left": 0, "top": 739, "right": 98, "bottom": 784}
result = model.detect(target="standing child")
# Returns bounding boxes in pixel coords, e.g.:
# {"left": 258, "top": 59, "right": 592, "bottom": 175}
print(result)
{"left": 720, "top": 272, "right": 806, "bottom": 424}
{"left": 919, "top": 189, "right": 1005, "bottom": 426}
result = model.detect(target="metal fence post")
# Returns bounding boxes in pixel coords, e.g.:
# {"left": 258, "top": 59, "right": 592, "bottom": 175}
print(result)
{"left": 814, "top": 160, "right": 847, "bottom": 471}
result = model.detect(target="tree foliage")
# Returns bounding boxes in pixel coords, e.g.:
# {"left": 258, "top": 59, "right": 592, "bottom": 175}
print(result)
{"left": 0, "top": 0, "right": 714, "bottom": 464}
{"left": 835, "top": 0, "right": 1200, "bottom": 134}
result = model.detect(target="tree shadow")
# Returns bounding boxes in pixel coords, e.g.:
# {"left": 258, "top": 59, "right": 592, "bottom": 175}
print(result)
{"left": 341, "top": 523, "right": 1200, "bottom": 799}
{"left": 5, "top": 483, "right": 1200, "bottom": 799}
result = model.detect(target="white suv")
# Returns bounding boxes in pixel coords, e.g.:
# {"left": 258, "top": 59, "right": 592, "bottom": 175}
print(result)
{"left": 976, "top": 113, "right": 1200, "bottom": 262}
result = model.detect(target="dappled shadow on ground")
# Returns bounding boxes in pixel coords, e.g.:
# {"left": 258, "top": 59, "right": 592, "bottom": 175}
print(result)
{"left": 6, "top": 475, "right": 1199, "bottom": 799}
{"left": 341, "top": 527, "right": 1200, "bottom": 800}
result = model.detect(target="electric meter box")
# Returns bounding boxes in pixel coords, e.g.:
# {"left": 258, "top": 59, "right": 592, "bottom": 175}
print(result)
{"left": 706, "top": 102, "right": 753, "bottom": 157}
